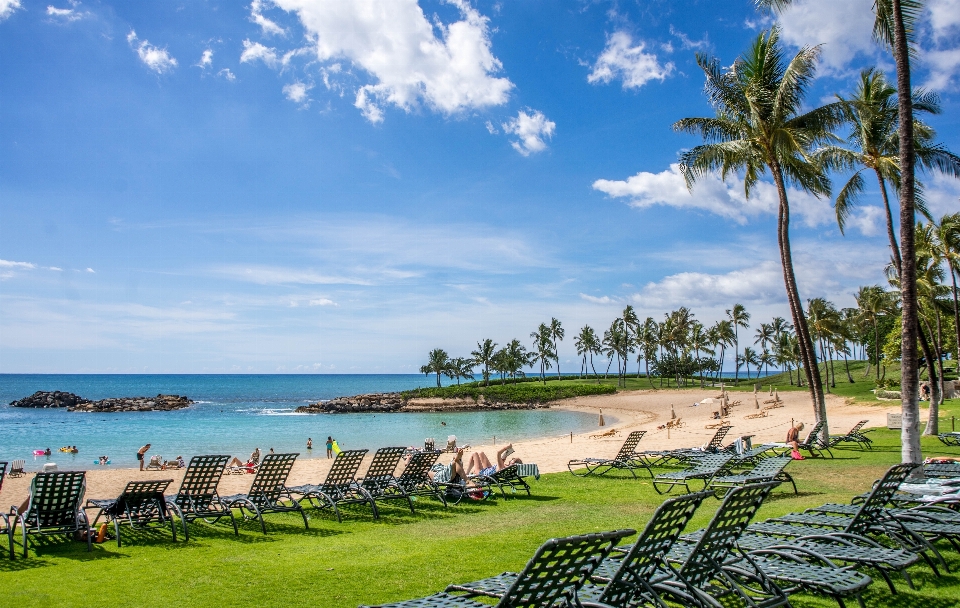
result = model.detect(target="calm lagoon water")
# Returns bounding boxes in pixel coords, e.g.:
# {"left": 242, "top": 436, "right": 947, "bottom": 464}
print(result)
{"left": 0, "top": 375, "right": 596, "bottom": 469}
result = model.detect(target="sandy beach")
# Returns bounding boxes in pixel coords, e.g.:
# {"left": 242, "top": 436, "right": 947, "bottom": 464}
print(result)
{"left": 0, "top": 388, "right": 899, "bottom": 507}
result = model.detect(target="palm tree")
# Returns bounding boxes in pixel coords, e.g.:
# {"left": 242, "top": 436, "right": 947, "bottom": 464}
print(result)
{"left": 726, "top": 304, "right": 751, "bottom": 386}
{"left": 445, "top": 357, "right": 475, "bottom": 386}
{"left": 575, "top": 325, "right": 600, "bottom": 380}
{"left": 530, "top": 324, "right": 556, "bottom": 384}
{"left": 503, "top": 339, "right": 530, "bottom": 384}
{"left": 754, "top": 322, "right": 774, "bottom": 359}
{"left": 710, "top": 320, "right": 736, "bottom": 385}
{"left": 689, "top": 321, "right": 713, "bottom": 388}
{"left": 549, "top": 317, "right": 565, "bottom": 379}
{"left": 638, "top": 317, "right": 659, "bottom": 387}
{"left": 856, "top": 285, "right": 893, "bottom": 380}
{"left": 675, "top": 28, "right": 836, "bottom": 432}
{"left": 934, "top": 213, "right": 960, "bottom": 366}
{"left": 470, "top": 339, "right": 497, "bottom": 387}
{"left": 420, "top": 348, "right": 450, "bottom": 388}
{"left": 807, "top": 298, "right": 842, "bottom": 391}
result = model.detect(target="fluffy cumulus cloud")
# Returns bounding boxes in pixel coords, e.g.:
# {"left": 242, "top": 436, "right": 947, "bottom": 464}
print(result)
{"left": 635, "top": 261, "right": 787, "bottom": 308}
{"left": 502, "top": 110, "right": 555, "bottom": 156}
{"left": 580, "top": 293, "right": 615, "bottom": 305}
{"left": 925, "top": 172, "right": 960, "bottom": 216}
{"left": 46, "top": 5, "right": 84, "bottom": 21}
{"left": 127, "top": 31, "right": 178, "bottom": 74}
{"left": 0, "top": 0, "right": 21, "bottom": 21}
{"left": 282, "top": 81, "right": 312, "bottom": 104}
{"left": 240, "top": 39, "right": 279, "bottom": 68}
{"left": 921, "top": 0, "right": 960, "bottom": 90}
{"left": 270, "top": 0, "right": 513, "bottom": 123}
{"left": 197, "top": 49, "right": 213, "bottom": 68}
{"left": 592, "top": 163, "right": 833, "bottom": 227}
{"left": 588, "top": 31, "right": 674, "bottom": 89}
{"left": 775, "top": 0, "right": 877, "bottom": 74}
{"left": 250, "top": 0, "right": 286, "bottom": 36}
{"left": 845, "top": 205, "right": 886, "bottom": 237}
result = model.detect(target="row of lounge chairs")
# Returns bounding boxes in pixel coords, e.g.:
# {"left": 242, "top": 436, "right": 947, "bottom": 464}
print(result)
{"left": 365, "top": 459, "right": 960, "bottom": 607}
{"left": 0, "top": 447, "right": 540, "bottom": 556}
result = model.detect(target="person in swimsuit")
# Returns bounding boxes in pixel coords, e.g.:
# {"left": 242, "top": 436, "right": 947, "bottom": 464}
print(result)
{"left": 307, "top": 438, "right": 313, "bottom": 450}
{"left": 326, "top": 437, "right": 333, "bottom": 459}
{"left": 137, "top": 444, "right": 151, "bottom": 471}
{"left": 464, "top": 444, "right": 521, "bottom": 477}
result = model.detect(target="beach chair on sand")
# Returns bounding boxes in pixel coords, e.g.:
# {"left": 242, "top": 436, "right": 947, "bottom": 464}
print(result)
{"left": 829, "top": 420, "right": 872, "bottom": 450}
{"left": 390, "top": 450, "right": 448, "bottom": 506}
{"left": 8, "top": 459, "right": 25, "bottom": 478}
{"left": 359, "top": 529, "right": 635, "bottom": 608}
{"left": 164, "top": 455, "right": 236, "bottom": 540}
{"left": 568, "top": 430, "right": 652, "bottom": 479}
{"left": 581, "top": 491, "right": 711, "bottom": 607}
{"left": 85, "top": 479, "right": 176, "bottom": 547}
{"left": 10, "top": 472, "right": 92, "bottom": 558}
{"left": 357, "top": 447, "right": 415, "bottom": 516}
{"left": 145, "top": 455, "right": 164, "bottom": 471}
{"left": 653, "top": 454, "right": 732, "bottom": 495}
{"left": 219, "top": 453, "right": 306, "bottom": 534}
{"left": 289, "top": 449, "right": 377, "bottom": 522}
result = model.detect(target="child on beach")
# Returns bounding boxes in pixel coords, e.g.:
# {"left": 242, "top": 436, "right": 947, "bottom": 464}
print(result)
{"left": 326, "top": 437, "right": 333, "bottom": 459}
{"left": 307, "top": 438, "right": 313, "bottom": 450}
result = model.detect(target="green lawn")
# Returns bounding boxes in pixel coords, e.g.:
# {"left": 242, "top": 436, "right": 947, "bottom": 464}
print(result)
{"left": 4, "top": 424, "right": 960, "bottom": 607}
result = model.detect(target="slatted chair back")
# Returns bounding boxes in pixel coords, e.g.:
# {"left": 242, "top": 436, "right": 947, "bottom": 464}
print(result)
{"left": 746, "top": 455, "right": 792, "bottom": 479}
{"left": 397, "top": 450, "right": 441, "bottom": 484}
{"left": 9, "top": 459, "right": 25, "bottom": 477}
{"left": 677, "top": 481, "right": 778, "bottom": 588}
{"left": 705, "top": 425, "right": 733, "bottom": 451}
{"left": 686, "top": 454, "right": 733, "bottom": 475}
{"left": 24, "top": 472, "right": 87, "bottom": 529}
{"left": 924, "top": 461, "right": 960, "bottom": 478}
{"left": 110, "top": 480, "right": 172, "bottom": 523}
{"left": 846, "top": 420, "right": 868, "bottom": 435}
{"left": 497, "top": 529, "right": 635, "bottom": 608}
{"left": 614, "top": 431, "right": 646, "bottom": 461}
{"left": 0, "top": 461, "right": 6, "bottom": 492}
{"left": 847, "top": 463, "right": 918, "bottom": 535}
{"left": 361, "top": 447, "right": 406, "bottom": 485}
{"left": 600, "top": 492, "right": 711, "bottom": 607}
{"left": 798, "top": 420, "right": 826, "bottom": 449}
{"left": 171, "top": 455, "right": 229, "bottom": 510}
{"left": 245, "top": 453, "right": 298, "bottom": 507}
{"left": 322, "top": 449, "right": 368, "bottom": 489}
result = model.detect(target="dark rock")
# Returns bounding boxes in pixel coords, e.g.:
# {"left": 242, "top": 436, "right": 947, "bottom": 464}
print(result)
{"left": 296, "top": 392, "right": 405, "bottom": 414}
{"left": 68, "top": 394, "right": 193, "bottom": 413}
{"left": 10, "top": 391, "right": 90, "bottom": 408}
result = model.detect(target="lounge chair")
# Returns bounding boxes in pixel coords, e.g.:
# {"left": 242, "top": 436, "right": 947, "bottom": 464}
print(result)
{"left": 359, "top": 529, "right": 635, "bottom": 608}
{"left": 10, "top": 471, "right": 92, "bottom": 558}
{"left": 707, "top": 455, "right": 797, "bottom": 496}
{"left": 471, "top": 463, "right": 539, "bottom": 498}
{"left": 641, "top": 425, "right": 734, "bottom": 467}
{"left": 0, "top": 462, "right": 5, "bottom": 492}
{"left": 8, "top": 459, "right": 25, "bottom": 478}
{"left": 567, "top": 430, "right": 652, "bottom": 478}
{"left": 145, "top": 455, "right": 164, "bottom": 470}
{"left": 829, "top": 420, "right": 872, "bottom": 450}
{"left": 85, "top": 479, "right": 176, "bottom": 547}
{"left": 218, "top": 453, "right": 306, "bottom": 534}
{"left": 357, "top": 447, "right": 415, "bottom": 516}
{"left": 652, "top": 454, "right": 732, "bottom": 495}
{"left": 937, "top": 432, "right": 960, "bottom": 447}
{"left": 164, "top": 454, "right": 237, "bottom": 540}
{"left": 390, "top": 450, "right": 448, "bottom": 506}
{"left": 924, "top": 461, "right": 960, "bottom": 478}
{"left": 580, "top": 491, "right": 712, "bottom": 607}
{"left": 289, "top": 449, "right": 377, "bottom": 522}
{"left": 0, "top": 463, "right": 10, "bottom": 558}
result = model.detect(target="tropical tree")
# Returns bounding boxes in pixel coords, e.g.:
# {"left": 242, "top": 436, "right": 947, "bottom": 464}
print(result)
{"left": 637, "top": 317, "right": 659, "bottom": 387}
{"left": 530, "top": 324, "right": 556, "bottom": 384}
{"left": 856, "top": 285, "right": 894, "bottom": 379}
{"left": 710, "top": 319, "right": 736, "bottom": 385}
{"left": 675, "top": 27, "right": 836, "bottom": 433}
{"left": 420, "top": 348, "right": 450, "bottom": 388}
{"left": 741, "top": 346, "right": 759, "bottom": 380}
{"left": 934, "top": 213, "right": 960, "bottom": 363}
{"left": 503, "top": 339, "right": 531, "bottom": 383}
{"left": 726, "top": 304, "right": 751, "bottom": 386}
{"left": 470, "top": 339, "right": 497, "bottom": 386}
{"left": 690, "top": 321, "right": 714, "bottom": 388}
{"left": 445, "top": 357, "right": 475, "bottom": 386}
{"left": 549, "top": 317, "right": 565, "bottom": 379}
{"left": 575, "top": 325, "right": 601, "bottom": 380}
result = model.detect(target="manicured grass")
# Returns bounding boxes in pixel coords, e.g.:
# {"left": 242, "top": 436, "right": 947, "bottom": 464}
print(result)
{"left": 4, "top": 425, "right": 960, "bottom": 607}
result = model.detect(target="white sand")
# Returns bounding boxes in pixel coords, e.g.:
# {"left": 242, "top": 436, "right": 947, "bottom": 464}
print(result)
{"left": 0, "top": 388, "right": 899, "bottom": 507}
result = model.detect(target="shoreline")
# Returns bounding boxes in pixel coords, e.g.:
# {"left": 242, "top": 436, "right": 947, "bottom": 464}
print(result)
{"left": 0, "top": 388, "right": 902, "bottom": 507}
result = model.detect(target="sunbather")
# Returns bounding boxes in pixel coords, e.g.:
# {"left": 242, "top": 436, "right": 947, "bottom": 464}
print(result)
{"left": 227, "top": 448, "right": 261, "bottom": 469}
{"left": 465, "top": 444, "right": 521, "bottom": 476}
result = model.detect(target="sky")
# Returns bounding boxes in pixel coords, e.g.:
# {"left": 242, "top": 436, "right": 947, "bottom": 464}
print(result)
{"left": 1, "top": 0, "right": 959, "bottom": 374}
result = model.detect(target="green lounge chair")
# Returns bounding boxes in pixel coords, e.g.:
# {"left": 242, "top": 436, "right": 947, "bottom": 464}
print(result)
{"left": 359, "top": 529, "right": 635, "bottom": 608}
{"left": 0, "top": 462, "right": 10, "bottom": 558}
{"left": 937, "top": 432, "right": 960, "bottom": 447}
{"left": 471, "top": 464, "right": 538, "bottom": 498}
{"left": 10, "top": 471, "right": 91, "bottom": 558}
{"left": 85, "top": 479, "right": 176, "bottom": 547}
{"left": 652, "top": 454, "right": 732, "bottom": 495}
{"left": 289, "top": 449, "right": 377, "bottom": 522}
{"left": 568, "top": 430, "right": 652, "bottom": 478}
{"left": 219, "top": 453, "right": 307, "bottom": 534}
{"left": 828, "top": 420, "right": 872, "bottom": 450}
{"left": 164, "top": 454, "right": 236, "bottom": 540}
{"left": 707, "top": 455, "right": 797, "bottom": 496}
{"left": 358, "top": 447, "right": 415, "bottom": 516}
{"left": 391, "top": 450, "right": 448, "bottom": 506}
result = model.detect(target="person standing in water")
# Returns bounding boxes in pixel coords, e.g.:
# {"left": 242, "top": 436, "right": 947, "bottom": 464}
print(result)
{"left": 325, "top": 436, "right": 333, "bottom": 459}
{"left": 137, "top": 443, "right": 151, "bottom": 471}
{"left": 307, "top": 437, "right": 313, "bottom": 450}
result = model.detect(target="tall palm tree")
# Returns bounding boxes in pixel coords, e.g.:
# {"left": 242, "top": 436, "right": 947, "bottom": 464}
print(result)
{"left": 638, "top": 317, "right": 659, "bottom": 387}
{"left": 726, "top": 304, "right": 751, "bottom": 386}
{"left": 445, "top": 357, "right": 475, "bottom": 386}
{"left": 549, "top": 317, "right": 565, "bottom": 379}
{"left": 530, "top": 324, "right": 555, "bottom": 384}
{"left": 675, "top": 28, "right": 837, "bottom": 432}
{"left": 470, "top": 339, "right": 498, "bottom": 387}
{"left": 575, "top": 325, "right": 601, "bottom": 380}
{"left": 856, "top": 285, "right": 893, "bottom": 380}
{"left": 934, "top": 213, "right": 960, "bottom": 364}
{"left": 420, "top": 348, "right": 450, "bottom": 388}
{"left": 690, "top": 321, "right": 713, "bottom": 388}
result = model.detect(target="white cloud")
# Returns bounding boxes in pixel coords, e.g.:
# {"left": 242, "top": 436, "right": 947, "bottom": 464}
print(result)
{"left": 587, "top": 31, "right": 674, "bottom": 89}
{"left": 46, "top": 5, "right": 83, "bottom": 21}
{"left": 484, "top": 120, "right": 498, "bottom": 134}
{"left": 308, "top": 298, "right": 337, "bottom": 306}
{"left": 48, "top": 266, "right": 63, "bottom": 271}
{"left": 635, "top": 261, "right": 786, "bottom": 308}
{"left": 579, "top": 293, "right": 616, "bottom": 305}
{"left": 0, "top": 0, "right": 21, "bottom": 21}
{"left": 925, "top": 173, "right": 960, "bottom": 217}
{"left": 127, "top": 31, "right": 178, "bottom": 74}
{"left": 669, "top": 25, "right": 709, "bottom": 50}
{"left": 502, "top": 109, "right": 555, "bottom": 156}
{"left": 85, "top": 267, "right": 95, "bottom": 273}
{"left": 929, "top": 0, "right": 960, "bottom": 40}
{"left": 921, "top": 47, "right": 960, "bottom": 90}
{"left": 272, "top": 0, "right": 513, "bottom": 123}
{"left": 197, "top": 49, "right": 213, "bottom": 68}
{"left": 592, "top": 163, "right": 832, "bottom": 227}
{"left": 775, "top": 0, "right": 877, "bottom": 74}
{"left": 846, "top": 205, "right": 886, "bottom": 237}
{"left": 283, "top": 81, "right": 312, "bottom": 104}
{"left": 218, "top": 68, "right": 237, "bottom": 82}
{"left": 240, "top": 39, "right": 279, "bottom": 68}
{"left": 215, "top": 265, "right": 371, "bottom": 286}
{"left": 0, "top": 259, "right": 36, "bottom": 269}
{"left": 250, "top": 0, "right": 286, "bottom": 36}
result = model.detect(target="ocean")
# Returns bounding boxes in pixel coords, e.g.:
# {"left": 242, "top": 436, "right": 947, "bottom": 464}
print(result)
{"left": 0, "top": 374, "right": 597, "bottom": 469}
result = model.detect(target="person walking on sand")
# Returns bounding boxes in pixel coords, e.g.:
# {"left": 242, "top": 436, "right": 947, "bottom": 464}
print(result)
{"left": 137, "top": 443, "right": 151, "bottom": 471}
{"left": 326, "top": 436, "right": 333, "bottom": 459}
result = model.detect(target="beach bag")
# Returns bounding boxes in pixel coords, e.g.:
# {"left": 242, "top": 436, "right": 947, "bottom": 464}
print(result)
{"left": 791, "top": 449, "right": 804, "bottom": 460}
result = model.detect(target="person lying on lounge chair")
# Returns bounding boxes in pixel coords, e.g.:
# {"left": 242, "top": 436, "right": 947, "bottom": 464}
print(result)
{"left": 464, "top": 444, "right": 521, "bottom": 477}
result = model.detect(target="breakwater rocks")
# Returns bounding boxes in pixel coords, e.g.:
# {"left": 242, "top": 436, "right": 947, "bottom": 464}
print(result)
{"left": 10, "top": 391, "right": 193, "bottom": 412}
{"left": 295, "top": 393, "right": 548, "bottom": 414}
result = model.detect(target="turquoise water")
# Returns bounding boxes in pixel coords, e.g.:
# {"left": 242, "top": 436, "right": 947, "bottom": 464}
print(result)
{"left": 0, "top": 375, "right": 596, "bottom": 469}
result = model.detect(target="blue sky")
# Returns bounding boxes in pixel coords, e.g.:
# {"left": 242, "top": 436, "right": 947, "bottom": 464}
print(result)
{"left": 1, "top": 0, "right": 958, "bottom": 374}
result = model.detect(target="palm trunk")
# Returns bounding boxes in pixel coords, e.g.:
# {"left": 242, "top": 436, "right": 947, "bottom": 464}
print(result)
{"left": 920, "top": 318, "right": 940, "bottom": 435}
{"left": 877, "top": 172, "right": 904, "bottom": 272}
{"left": 829, "top": 345, "right": 837, "bottom": 388}
{"left": 843, "top": 347, "right": 854, "bottom": 383}
{"left": 874, "top": 321, "right": 881, "bottom": 380}
{"left": 733, "top": 334, "right": 740, "bottom": 386}
{"left": 951, "top": 263, "right": 960, "bottom": 367}
{"left": 590, "top": 352, "right": 599, "bottom": 383}
{"left": 770, "top": 159, "right": 828, "bottom": 437}
{"left": 645, "top": 357, "right": 653, "bottom": 388}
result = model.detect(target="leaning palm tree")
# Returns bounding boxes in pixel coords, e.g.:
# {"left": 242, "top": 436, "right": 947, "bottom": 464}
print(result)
{"left": 726, "top": 304, "right": 751, "bottom": 386}
{"left": 420, "top": 348, "right": 450, "bottom": 388}
{"left": 675, "top": 27, "right": 837, "bottom": 433}
{"left": 934, "top": 213, "right": 960, "bottom": 364}
{"left": 470, "top": 339, "right": 498, "bottom": 387}
{"left": 549, "top": 317, "right": 565, "bottom": 379}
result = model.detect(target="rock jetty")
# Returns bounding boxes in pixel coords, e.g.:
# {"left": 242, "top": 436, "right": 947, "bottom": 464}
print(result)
{"left": 295, "top": 392, "right": 547, "bottom": 414}
{"left": 10, "top": 391, "right": 192, "bottom": 412}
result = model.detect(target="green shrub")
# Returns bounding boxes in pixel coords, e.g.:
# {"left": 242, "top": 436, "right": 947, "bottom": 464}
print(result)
{"left": 401, "top": 382, "right": 616, "bottom": 404}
